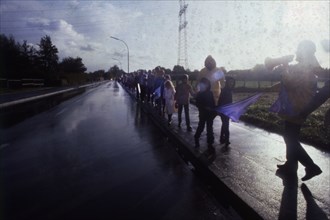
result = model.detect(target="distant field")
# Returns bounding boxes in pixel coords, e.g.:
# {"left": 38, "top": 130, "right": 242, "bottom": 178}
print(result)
{"left": 234, "top": 92, "right": 330, "bottom": 151}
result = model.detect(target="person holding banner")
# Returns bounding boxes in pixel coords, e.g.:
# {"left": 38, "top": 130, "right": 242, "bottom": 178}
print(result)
{"left": 194, "top": 78, "right": 216, "bottom": 152}
{"left": 266, "top": 40, "right": 323, "bottom": 181}
{"left": 217, "top": 76, "right": 235, "bottom": 146}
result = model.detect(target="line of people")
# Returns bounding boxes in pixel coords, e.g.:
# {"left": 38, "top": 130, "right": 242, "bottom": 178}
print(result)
{"left": 120, "top": 40, "right": 328, "bottom": 181}
{"left": 120, "top": 56, "right": 234, "bottom": 154}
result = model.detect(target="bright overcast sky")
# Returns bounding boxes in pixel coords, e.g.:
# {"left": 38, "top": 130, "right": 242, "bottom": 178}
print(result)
{"left": 1, "top": 1, "right": 329, "bottom": 73}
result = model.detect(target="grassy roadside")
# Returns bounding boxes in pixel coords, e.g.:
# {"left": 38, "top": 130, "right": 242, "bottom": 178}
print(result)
{"left": 234, "top": 92, "right": 330, "bottom": 151}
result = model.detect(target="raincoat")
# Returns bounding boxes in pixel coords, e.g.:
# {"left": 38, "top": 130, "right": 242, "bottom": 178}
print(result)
{"left": 197, "top": 55, "right": 225, "bottom": 104}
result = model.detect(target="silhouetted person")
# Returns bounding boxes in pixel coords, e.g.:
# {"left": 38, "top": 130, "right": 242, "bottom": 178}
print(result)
{"left": 139, "top": 70, "right": 148, "bottom": 102}
{"left": 217, "top": 76, "right": 235, "bottom": 146}
{"left": 134, "top": 72, "right": 140, "bottom": 100}
{"left": 153, "top": 67, "right": 165, "bottom": 115}
{"left": 194, "top": 78, "right": 216, "bottom": 153}
{"left": 146, "top": 70, "right": 155, "bottom": 104}
{"left": 175, "top": 74, "right": 194, "bottom": 131}
{"left": 266, "top": 40, "right": 323, "bottom": 181}
{"left": 301, "top": 183, "right": 329, "bottom": 220}
{"left": 163, "top": 74, "right": 172, "bottom": 116}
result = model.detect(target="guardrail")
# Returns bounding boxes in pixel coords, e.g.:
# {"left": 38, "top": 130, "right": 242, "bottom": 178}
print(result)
{"left": 0, "top": 82, "right": 104, "bottom": 128}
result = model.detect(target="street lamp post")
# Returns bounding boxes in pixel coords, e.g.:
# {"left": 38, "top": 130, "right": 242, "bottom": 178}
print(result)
{"left": 110, "top": 36, "right": 129, "bottom": 74}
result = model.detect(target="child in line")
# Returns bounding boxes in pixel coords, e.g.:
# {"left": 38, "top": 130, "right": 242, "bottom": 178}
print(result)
{"left": 194, "top": 78, "right": 216, "bottom": 152}
{"left": 175, "top": 74, "right": 194, "bottom": 131}
{"left": 164, "top": 80, "right": 176, "bottom": 125}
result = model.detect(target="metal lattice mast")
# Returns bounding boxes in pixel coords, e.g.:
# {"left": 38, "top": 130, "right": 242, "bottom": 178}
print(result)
{"left": 178, "top": 0, "right": 188, "bottom": 69}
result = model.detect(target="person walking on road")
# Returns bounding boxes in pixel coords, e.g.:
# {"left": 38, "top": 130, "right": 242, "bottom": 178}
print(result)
{"left": 266, "top": 40, "right": 323, "bottom": 181}
{"left": 217, "top": 76, "right": 235, "bottom": 146}
{"left": 175, "top": 74, "right": 194, "bottom": 131}
{"left": 194, "top": 78, "right": 216, "bottom": 153}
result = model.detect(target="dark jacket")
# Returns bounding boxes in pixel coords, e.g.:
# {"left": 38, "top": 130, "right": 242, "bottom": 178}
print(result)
{"left": 196, "top": 90, "right": 215, "bottom": 116}
{"left": 218, "top": 87, "right": 233, "bottom": 106}
{"left": 175, "top": 82, "right": 193, "bottom": 105}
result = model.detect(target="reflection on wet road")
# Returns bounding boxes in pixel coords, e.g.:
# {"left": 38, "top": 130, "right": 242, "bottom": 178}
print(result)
{"left": 0, "top": 82, "right": 239, "bottom": 220}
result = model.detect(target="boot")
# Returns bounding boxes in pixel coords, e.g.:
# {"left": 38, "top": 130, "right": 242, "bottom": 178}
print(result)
{"left": 301, "top": 164, "right": 322, "bottom": 181}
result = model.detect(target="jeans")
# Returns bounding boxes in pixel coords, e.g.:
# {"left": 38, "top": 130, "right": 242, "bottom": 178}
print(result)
{"left": 220, "top": 113, "right": 230, "bottom": 143}
{"left": 178, "top": 104, "right": 190, "bottom": 127}
{"left": 195, "top": 113, "right": 214, "bottom": 144}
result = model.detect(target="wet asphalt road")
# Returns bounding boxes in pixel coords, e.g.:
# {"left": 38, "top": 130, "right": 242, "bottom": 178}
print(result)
{"left": 0, "top": 82, "right": 239, "bottom": 220}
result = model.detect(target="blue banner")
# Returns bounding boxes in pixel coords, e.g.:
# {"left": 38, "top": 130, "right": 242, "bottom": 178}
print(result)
{"left": 215, "top": 93, "right": 263, "bottom": 122}
{"left": 153, "top": 86, "right": 161, "bottom": 99}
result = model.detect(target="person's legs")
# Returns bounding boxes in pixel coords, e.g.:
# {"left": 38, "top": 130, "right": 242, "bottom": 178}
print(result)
{"left": 284, "top": 122, "right": 316, "bottom": 166}
{"left": 281, "top": 121, "right": 300, "bottom": 171}
{"left": 194, "top": 114, "right": 206, "bottom": 147}
{"left": 220, "top": 114, "right": 230, "bottom": 144}
{"left": 162, "top": 98, "right": 165, "bottom": 116}
{"left": 155, "top": 98, "right": 161, "bottom": 114}
{"left": 206, "top": 117, "right": 214, "bottom": 145}
{"left": 280, "top": 121, "right": 322, "bottom": 180}
{"left": 136, "top": 85, "right": 140, "bottom": 100}
{"left": 168, "top": 114, "right": 172, "bottom": 125}
{"left": 206, "top": 116, "right": 215, "bottom": 152}
{"left": 184, "top": 104, "right": 192, "bottom": 131}
{"left": 178, "top": 104, "right": 183, "bottom": 127}
{"left": 290, "top": 122, "right": 323, "bottom": 180}
{"left": 146, "top": 87, "right": 150, "bottom": 102}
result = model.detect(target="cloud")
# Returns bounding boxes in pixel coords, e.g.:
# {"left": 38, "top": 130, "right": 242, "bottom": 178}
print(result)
{"left": 321, "top": 39, "right": 330, "bottom": 53}
{"left": 1, "top": 1, "right": 329, "bottom": 72}
{"left": 112, "top": 51, "right": 125, "bottom": 59}
{"left": 26, "top": 17, "right": 50, "bottom": 28}
{"left": 80, "top": 44, "right": 94, "bottom": 52}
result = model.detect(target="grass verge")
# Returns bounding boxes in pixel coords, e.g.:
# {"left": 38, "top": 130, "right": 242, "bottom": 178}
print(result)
{"left": 234, "top": 92, "right": 330, "bottom": 151}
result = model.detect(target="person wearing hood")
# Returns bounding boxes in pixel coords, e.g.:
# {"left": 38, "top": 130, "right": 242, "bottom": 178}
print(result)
{"left": 197, "top": 55, "right": 226, "bottom": 104}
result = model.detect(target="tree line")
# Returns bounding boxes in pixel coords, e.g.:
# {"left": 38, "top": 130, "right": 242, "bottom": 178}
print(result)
{"left": 0, "top": 34, "right": 120, "bottom": 87}
{"left": 1, "top": 33, "right": 329, "bottom": 88}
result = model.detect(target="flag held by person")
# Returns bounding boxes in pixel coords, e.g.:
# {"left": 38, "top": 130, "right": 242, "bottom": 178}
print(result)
{"left": 153, "top": 86, "right": 161, "bottom": 99}
{"left": 269, "top": 86, "right": 295, "bottom": 116}
{"left": 215, "top": 93, "right": 263, "bottom": 122}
